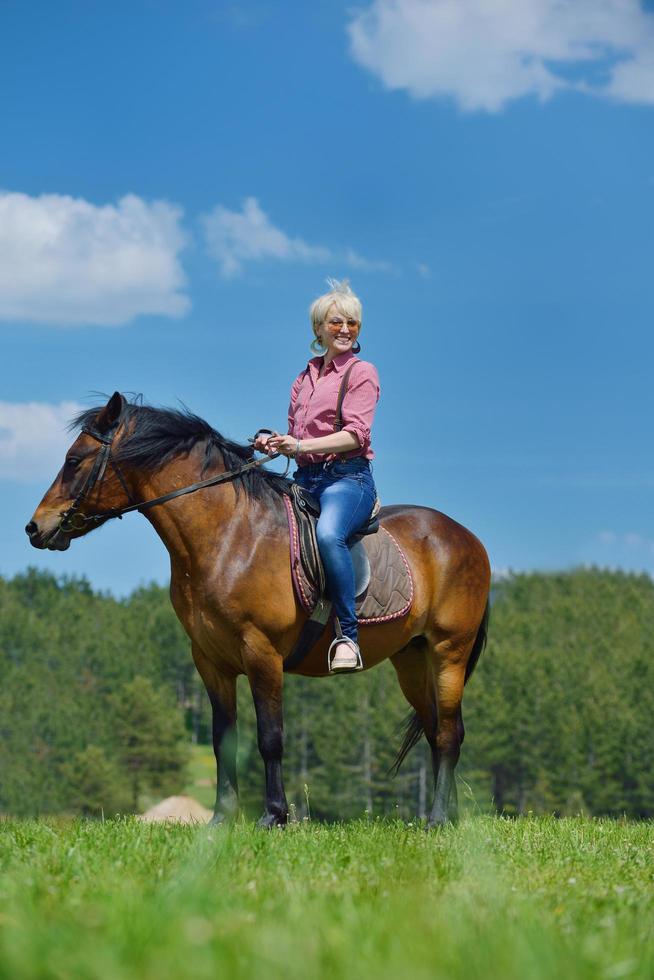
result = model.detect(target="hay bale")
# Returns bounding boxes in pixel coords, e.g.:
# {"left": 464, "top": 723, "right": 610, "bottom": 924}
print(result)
{"left": 140, "top": 795, "right": 212, "bottom": 824}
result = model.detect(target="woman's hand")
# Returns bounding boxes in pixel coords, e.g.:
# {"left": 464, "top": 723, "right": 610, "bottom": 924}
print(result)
{"left": 267, "top": 433, "right": 298, "bottom": 457}
{"left": 253, "top": 431, "right": 276, "bottom": 455}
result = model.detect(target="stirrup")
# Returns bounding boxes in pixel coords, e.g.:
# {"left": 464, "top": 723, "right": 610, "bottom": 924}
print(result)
{"left": 328, "top": 636, "right": 364, "bottom": 674}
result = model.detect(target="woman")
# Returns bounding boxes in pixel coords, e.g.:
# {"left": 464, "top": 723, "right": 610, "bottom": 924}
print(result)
{"left": 255, "top": 280, "right": 380, "bottom": 672}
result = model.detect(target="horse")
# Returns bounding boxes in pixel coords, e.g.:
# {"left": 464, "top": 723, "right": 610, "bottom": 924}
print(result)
{"left": 26, "top": 392, "right": 490, "bottom": 828}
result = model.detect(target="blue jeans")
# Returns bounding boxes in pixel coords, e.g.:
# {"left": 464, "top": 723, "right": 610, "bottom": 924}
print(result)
{"left": 293, "top": 458, "right": 377, "bottom": 643}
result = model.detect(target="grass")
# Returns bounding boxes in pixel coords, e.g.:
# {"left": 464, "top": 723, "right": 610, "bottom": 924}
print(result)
{"left": 182, "top": 745, "right": 216, "bottom": 809}
{"left": 0, "top": 816, "right": 652, "bottom": 980}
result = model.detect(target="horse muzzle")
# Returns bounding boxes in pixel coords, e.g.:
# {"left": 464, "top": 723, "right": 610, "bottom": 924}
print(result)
{"left": 25, "top": 520, "right": 71, "bottom": 552}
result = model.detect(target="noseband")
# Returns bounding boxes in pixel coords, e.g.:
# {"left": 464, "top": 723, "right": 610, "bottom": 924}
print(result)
{"left": 56, "top": 424, "right": 286, "bottom": 536}
{"left": 57, "top": 423, "right": 138, "bottom": 533}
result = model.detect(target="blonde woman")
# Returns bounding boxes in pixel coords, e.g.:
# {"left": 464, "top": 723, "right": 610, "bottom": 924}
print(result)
{"left": 255, "top": 280, "right": 380, "bottom": 672}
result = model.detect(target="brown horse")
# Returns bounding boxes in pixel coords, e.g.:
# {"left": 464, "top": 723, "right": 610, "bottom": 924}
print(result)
{"left": 26, "top": 392, "right": 490, "bottom": 827}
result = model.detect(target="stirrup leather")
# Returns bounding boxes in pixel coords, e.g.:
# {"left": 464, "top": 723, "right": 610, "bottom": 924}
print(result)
{"left": 328, "top": 636, "right": 364, "bottom": 673}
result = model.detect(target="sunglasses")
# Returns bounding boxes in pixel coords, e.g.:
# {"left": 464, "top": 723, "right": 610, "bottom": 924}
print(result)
{"left": 325, "top": 317, "right": 360, "bottom": 334}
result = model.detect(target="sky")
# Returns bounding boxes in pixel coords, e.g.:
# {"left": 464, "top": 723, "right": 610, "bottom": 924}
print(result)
{"left": 1, "top": 0, "right": 653, "bottom": 595}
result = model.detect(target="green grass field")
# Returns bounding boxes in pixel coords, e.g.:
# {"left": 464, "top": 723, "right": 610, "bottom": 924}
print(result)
{"left": 0, "top": 816, "right": 652, "bottom": 980}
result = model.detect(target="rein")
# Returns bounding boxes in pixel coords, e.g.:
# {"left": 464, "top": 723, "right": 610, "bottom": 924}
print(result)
{"left": 56, "top": 424, "right": 288, "bottom": 535}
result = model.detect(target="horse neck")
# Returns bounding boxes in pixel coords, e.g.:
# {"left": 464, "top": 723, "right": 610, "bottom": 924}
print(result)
{"left": 131, "top": 444, "right": 242, "bottom": 568}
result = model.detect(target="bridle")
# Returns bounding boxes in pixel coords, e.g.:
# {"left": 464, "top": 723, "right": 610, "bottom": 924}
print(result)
{"left": 55, "top": 424, "right": 287, "bottom": 537}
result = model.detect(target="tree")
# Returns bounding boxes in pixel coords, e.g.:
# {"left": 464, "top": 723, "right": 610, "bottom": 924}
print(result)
{"left": 2, "top": 566, "right": 653, "bottom": 819}
{"left": 108, "top": 676, "right": 189, "bottom": 811}
{"left": 59, "top": 745, "right": 131, "bottom": 817}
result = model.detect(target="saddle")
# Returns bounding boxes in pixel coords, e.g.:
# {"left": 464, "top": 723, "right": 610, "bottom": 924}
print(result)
{"left": 283, "top": 484, "right": 414, "bottom": 671}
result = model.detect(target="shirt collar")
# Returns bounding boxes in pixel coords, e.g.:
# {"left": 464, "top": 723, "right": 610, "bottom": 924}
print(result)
{"left": 308, "top": 350, "right": 357, "bottom": 376}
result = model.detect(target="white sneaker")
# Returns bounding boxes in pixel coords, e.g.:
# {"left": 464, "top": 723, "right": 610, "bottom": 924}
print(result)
{"left": 328, "top": 637, "right": 363, "bottom": 673}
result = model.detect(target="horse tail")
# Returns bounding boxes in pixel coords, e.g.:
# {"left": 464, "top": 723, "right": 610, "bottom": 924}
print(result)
{"left": 389, "top": 710, "right": 424, "bottom": 777}
{"left": 390, "top": 600, "right": 490, "bottom": 775}
{"left": 464, "top": 598, "right": 490, "bottom": 684}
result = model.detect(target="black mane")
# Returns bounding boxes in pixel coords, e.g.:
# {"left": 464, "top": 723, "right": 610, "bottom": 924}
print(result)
{"left": 71, "top": 401, "right": 291, "bottom": 504}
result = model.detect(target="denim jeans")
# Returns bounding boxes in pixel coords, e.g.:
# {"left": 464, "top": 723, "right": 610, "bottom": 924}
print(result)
{"left": 293, "top": 458, "right": 377, "bottom": 643}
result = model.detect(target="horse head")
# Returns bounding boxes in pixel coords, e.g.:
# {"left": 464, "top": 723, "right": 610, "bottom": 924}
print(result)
{"left": 25, "top": 391, "right": 131, "bottom": 552}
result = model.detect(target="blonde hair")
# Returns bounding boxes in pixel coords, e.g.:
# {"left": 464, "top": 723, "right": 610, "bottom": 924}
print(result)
{"left": 309, "top": 278, "right": 363, "bottom": 335}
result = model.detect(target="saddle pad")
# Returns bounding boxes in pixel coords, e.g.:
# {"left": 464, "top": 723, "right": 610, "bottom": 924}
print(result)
{"left": 283, "top": 495, "right": 413, "bottom": 624}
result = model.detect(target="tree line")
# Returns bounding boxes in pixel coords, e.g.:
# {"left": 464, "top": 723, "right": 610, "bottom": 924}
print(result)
{"left": 0, "top": 566, "right": 652, "bottom": 819}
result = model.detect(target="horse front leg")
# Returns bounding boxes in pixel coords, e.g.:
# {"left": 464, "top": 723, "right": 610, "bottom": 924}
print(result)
{"left": 208, "top": 679, "right": 239, "bottom": 825}
{"left": 244, "top": 639, "right": 288, "bottom": 829}
{"left": 190, "top": 645, "right": 239, "bottom": 825}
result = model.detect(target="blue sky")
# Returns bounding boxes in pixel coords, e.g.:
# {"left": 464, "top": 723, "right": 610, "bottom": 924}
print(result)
{"left": 1, "top": 0, "right": 653, "bottom": 594}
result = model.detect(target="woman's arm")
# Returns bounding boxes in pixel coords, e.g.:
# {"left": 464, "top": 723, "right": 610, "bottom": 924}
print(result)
{"left": 268, "top": 430, "right": 360, "bottom": 457}
{"left": 338, "top": 364, "right": 380, "bottom": 455}
{"left": 264, "top": 361, "right": 379, "bottom": 458}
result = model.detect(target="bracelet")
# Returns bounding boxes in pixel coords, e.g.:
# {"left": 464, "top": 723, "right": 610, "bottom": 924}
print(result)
{"left": 295, "top": 439, "right": 301, "bottom": 456}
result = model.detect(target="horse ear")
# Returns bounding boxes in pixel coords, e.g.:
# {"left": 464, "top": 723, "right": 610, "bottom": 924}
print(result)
{"left": 95, "top": 392, "right": 126, "bottom": 433}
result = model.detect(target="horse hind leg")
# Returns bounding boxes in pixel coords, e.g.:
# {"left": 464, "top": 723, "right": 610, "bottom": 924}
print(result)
{"left": 390, "top": 637, "right": 437, "bottom": 776}
{"left": 427, "top": 636, "right": 472, "bottom": 827}
{"left": 391, "top": 634, "right": 470, "bottom": 827}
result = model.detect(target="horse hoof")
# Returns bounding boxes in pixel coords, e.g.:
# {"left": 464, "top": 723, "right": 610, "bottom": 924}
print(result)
{"left": 426, "top": 812, "right": 458, "bottom": 830}
{"left": 257, "top": 812, "right": 287, "bottom": 829}
{"left": 208, "top": 800, "right": 239, "bottom": 826}
{"left": 208, "top": 812, "right": 232, "bottom": 827}
{"left": 426, "top": 810, "right": 450, "bottom": 830}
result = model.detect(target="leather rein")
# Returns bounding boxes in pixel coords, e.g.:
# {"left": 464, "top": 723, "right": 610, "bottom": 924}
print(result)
{"left": 56, "top": 424, "right": 288, "bottom": 535}
{"left": 56, "top": 364, "right": 356, "bottom": 537}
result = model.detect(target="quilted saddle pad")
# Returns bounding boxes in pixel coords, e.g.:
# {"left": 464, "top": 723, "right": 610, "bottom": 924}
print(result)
{"left": 283, "top": 494, "right": 413, "bottom": 625}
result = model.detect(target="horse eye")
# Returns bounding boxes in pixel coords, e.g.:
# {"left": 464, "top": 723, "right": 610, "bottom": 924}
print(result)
{"left": 65, "top": 457, "right": 80, "bottom": 468}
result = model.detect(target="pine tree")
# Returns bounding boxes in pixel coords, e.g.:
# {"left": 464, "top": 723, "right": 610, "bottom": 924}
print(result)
{"left": 59, "top": 745, "right": 131, "bottom": 817}
{"left": 108, "top": 676, "right": 189, "bottom": 811}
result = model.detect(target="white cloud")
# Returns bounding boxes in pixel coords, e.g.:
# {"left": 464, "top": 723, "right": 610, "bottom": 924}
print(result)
{"left": 344, "top": 248, "right": 395, "bottom": 274}
{"left": 608, "top": 47, "right": 654, "bottom": 104}
{"left": 0, "top": 401, "right": 82, "bottom": 482}
{"left": 0, "top": 192, "right": 190, "bottom": 326}
{"left": 202, "top": 197, "right": 394, "bottom": 277}
{"left": 202, "top": 197, "right": 330, "bottom": 278}
{"left": 347, "top": 0, "right": 654, "bottom": 113}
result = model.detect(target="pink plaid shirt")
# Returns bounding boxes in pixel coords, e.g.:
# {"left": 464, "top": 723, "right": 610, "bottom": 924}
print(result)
{"left": 287, "top": 351, "right": 380, "bottom": 465}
